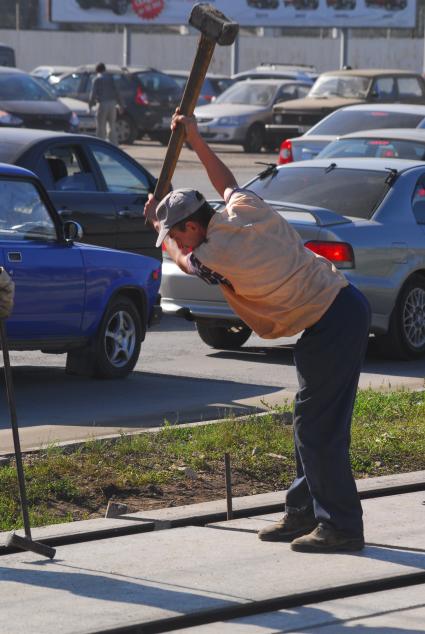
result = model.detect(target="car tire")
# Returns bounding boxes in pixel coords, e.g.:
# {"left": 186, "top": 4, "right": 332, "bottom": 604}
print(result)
{"left": 92, "top": 296, "right": 143, "bottom": 379}
{"left": 113, "top": 0, "right": 129, "bottom": 15}
{"left": 150, "top": 130, "right": 171, "bottom": 146}
{"left": 243, "top": 124, "right": 265, "bottom": 153}
{"left": 375, "top": 274, "right": 425, "bottom": 360}
{"left": 196, "top": 321, "right": 252, "bottom": 349}
{"left": 116, "top": 114, "right": 137, "bottom": 145}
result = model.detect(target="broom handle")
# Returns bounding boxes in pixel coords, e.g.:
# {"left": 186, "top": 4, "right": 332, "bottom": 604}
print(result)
{"left": 0, "top": 320, "right": 32, "bottom": 540}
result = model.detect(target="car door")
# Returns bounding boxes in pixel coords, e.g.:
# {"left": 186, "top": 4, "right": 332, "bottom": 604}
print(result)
{"left": 25, "top": 141, "right": 119, "bottom": 250}
{"left": 86, "top": 139, "right": 160, "bottom": 259}
{"left": 0, "top": 177, "right": 85, "bottom": 340}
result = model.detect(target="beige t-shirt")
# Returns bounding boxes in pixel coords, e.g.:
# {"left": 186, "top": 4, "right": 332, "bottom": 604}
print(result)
{"left": 189, "top": 189, "right": 348, "bottom": 339}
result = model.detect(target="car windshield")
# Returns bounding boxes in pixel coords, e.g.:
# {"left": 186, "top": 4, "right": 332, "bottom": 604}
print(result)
{"left": 310, "top": 110, "right": 425, "bottom": 136}
{"left": 318, "top": 137, "right": 425, "bottom": 161}
{"left": 0, "top": 73, "right": 56, "bottom": 101}
{"left": 247, "top": 166, "right": 389, "bottom": 219}
{"left": 215, "top": 82, "right": 277, "bottom": 107}
{"left": 0, "top": 179, "right": 56, "bottom": 240}
{"left": 308, "top": 75, "right": 370, "bottom": 99}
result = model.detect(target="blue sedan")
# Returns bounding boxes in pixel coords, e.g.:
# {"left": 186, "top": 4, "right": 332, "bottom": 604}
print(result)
{"left": 0, "top": 163, "right": 161, "bottom": 379}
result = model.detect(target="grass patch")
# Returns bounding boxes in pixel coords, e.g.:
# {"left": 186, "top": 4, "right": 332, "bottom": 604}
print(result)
{"left": 1, "top": 389, "right": 424, "bottom": 532}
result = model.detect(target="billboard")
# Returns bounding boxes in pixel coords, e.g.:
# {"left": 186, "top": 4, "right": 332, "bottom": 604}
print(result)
{"left": 50, "top": 0, "right": 417, "bottom": 29}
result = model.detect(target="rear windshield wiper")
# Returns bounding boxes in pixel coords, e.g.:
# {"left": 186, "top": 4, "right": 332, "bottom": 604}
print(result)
{"left": 255, "top": 162, "right": 278, "bottom": 179}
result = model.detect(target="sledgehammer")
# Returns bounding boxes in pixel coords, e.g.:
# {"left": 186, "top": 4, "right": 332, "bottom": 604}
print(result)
{"left": 153, "top": 3, "right": 238, "bottom": 201}
{"left": 0, "top": 321, "right": 56, "bottom": 559}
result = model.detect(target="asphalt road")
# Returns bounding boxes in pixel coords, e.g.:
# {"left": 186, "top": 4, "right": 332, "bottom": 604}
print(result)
{"left": 0, "top": 140, "right": 424, "bottom": 454}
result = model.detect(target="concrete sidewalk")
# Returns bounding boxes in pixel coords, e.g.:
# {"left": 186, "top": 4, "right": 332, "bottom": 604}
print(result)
{"left": 0, "top": 480, "right": 423, "bottom": 633}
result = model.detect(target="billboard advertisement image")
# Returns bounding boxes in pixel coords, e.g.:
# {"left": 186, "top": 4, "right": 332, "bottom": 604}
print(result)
{"left": 50, "top": 0, "right": 417, "bottom": 29}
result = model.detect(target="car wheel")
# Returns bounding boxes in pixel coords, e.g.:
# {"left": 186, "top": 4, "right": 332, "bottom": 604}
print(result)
{"left": 116, "top": 114, "right": 137, "bottom": 145}
{"left": 196, "top": 321, "right": 252, "bottom": 349}
{"left": 150, "top": 130, "right": 171, "bottom": 146}
{"left": 93, "top": 296, "right": 143, "bottom": 379}
{"left": 376, "top": 274, "right": 425, "bottom": 360}
{"left": 112, "top": 0, "right": 129, "bottom": 14}
{"left": 243, "top": 124, "right": 265, "bottom": 153}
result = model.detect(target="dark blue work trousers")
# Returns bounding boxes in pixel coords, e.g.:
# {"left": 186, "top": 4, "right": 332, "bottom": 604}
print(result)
{"left": 285, "top": 284, "right": 371, "bottom": 538}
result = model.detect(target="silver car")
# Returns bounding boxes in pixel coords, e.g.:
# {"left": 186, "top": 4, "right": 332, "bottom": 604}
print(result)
{"left": 277, "top": 103, "right": 425, "bottom": 164}
{"left": 195, "top": 79, "right": 311, "bottom": 153}
{"left": 317, "top": 128, "right": 425, "bottom": 161}
{"left": 161, "top": 157, "right": 425, "bottom": 360}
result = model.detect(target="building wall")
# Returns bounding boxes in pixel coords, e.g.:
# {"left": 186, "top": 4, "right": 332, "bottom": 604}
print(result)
{"left": 0, "top": 29, "right": 423, "bottom": 75}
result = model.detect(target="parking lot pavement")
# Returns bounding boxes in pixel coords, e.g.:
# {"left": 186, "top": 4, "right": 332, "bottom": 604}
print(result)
{"left": 0, "top": 490, "right": 423, "bottom": 633}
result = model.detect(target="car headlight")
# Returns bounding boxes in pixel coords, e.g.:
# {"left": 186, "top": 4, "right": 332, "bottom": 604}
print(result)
{"left": 69, "top": 111, "right": 79, "bottom": 128}
{"left": 217, "top": 116, "right": 244, "bottom": 126}
{"left": 0, "top": 110, "right": 23, "bottom": 126}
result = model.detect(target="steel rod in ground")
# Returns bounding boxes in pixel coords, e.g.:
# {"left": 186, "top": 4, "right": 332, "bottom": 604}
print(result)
{"left": 224, "top": 453, "right": 233, "bottom": 520}
{"left": 0, "top": 321, "right": 32, "bottom": 540}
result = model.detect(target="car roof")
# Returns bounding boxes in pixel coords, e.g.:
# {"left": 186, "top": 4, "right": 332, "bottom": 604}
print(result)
{"left": 0, "top": 161, "right": 37, "bottom": 179}
{"left": 320, "top": 69, "right": 421, "bottom": 78}
{"left": 165, "top": 70, "right": 231, "bottom": 80}
{"left": 256, "top": 63, "right": 317, "bottom": 71}
{"left": 276, "top": 156, "right": 424, "bottom": 172}
{"left": 338, "top": 128, "right": 425, "bottom": 141}
{"left": 32, "top": 65, "right": 75, "bottom": 75}
{"left": 340, "top": 103, "right": 425, "bottom": 114}
{"left": 0, "top": 128, "right": 95, "bottom": 162}
{"left": 72, "top": 64, "right": 162, "bottom": 74}
{"left": 0, "top": 66, "right": 25, "bottom": 75}
{"left": 232, "top": 69, "right": 311, "bottom": 80}
{"left": 233, "top": 78, "right": 311, "bottom": 86}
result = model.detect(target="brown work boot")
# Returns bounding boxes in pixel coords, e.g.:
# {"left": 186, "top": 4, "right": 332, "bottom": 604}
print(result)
{"left": 290, "top": 523, "right": 365, "bottom": 553}
{"left": 258, "top": 510, "right": 317, "bottom": 542}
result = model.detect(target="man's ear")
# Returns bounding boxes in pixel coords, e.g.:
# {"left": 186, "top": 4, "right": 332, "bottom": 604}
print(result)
{"left": 184, "top": 220, "right": 198, "bottom": 233}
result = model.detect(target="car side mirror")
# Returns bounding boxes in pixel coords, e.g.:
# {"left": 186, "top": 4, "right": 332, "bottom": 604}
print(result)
{"left": 63, "top": 220, "right": 84, "bottom": 241}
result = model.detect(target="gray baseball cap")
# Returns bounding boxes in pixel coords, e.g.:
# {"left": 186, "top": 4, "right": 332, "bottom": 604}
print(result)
{"left": 155, "top": 188, "right": 206, "bottom": 247}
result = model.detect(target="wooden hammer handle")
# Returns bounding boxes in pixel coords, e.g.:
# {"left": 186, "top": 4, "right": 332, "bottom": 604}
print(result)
{"left": 153, "top": 35, "right": 216, "bottom": 201}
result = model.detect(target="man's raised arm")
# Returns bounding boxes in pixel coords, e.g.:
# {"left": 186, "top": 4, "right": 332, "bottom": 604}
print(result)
{"left": 171, "top": 109, "right": 238, "bottom": 200}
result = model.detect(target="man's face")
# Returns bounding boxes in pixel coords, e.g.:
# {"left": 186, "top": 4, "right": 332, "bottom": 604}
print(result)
{"left": 168, "top": 221, "right": 206, "bottom": 254}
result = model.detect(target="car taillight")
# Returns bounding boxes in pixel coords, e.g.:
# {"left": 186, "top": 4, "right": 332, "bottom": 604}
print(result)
{"left": 202, "top": 95, "right": 214, "bottom": 102}
{"left": 152, "top": 267, "right": 160, "bottom": 281}
{"left": 278, "top": 139, "right": 293, "bottom": 165}
{"left": 135, "top": 86, "right": 149, "bottom": 105}
{"left": 305, "top": 241, "right": 354, "bottom": 269}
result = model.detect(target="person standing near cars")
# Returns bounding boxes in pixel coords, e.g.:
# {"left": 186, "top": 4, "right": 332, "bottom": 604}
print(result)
{"left": 89, "top": 63, "right": 124, "bottom": 145}
{"left": 144, "top": 108, "right": 371, "bottom": 553}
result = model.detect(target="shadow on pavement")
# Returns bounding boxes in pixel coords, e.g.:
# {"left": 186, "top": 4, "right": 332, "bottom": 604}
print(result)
{"left": 0, "top": 366, "right": 283, "bottom": 432}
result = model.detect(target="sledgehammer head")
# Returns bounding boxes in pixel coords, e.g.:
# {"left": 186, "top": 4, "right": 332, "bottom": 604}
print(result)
{"left": 189, "top": 3, "right": 239, "bottom": 46}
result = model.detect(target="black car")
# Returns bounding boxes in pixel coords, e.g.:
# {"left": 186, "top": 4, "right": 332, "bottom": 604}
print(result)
{"left": 0, "top": 67, "right": 78, "bottom": 133}
{"left": 54, "top": 65, "right": 181, "bottom": 144}
{"left": 0, "top": 128, "right": 160, "bottom": 261}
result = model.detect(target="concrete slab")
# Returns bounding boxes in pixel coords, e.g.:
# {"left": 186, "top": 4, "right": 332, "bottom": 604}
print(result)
{"left": 207, "top": 491, "right": 425, "bottom": 552}
{"left": 0, "top": 515, "right": 153, "bottom": 549}
{"left": 0, "top": 503, "right": 424, "bottom": 634}
{"left": 1, "top": 472, "right": 423, "bottom": 548}
{"left": 172, "top": 583, "right": 425, "bottom": 633}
